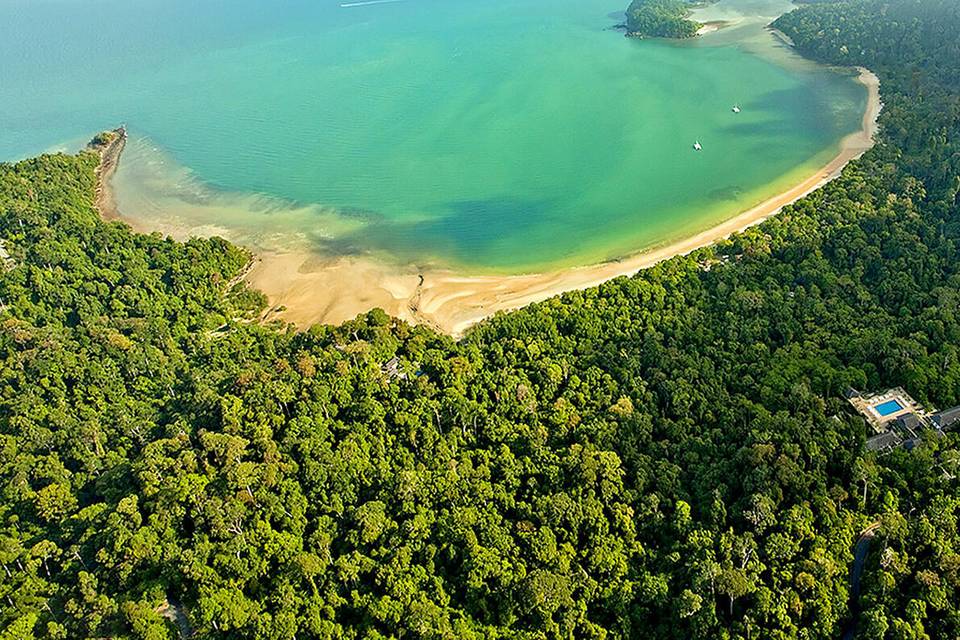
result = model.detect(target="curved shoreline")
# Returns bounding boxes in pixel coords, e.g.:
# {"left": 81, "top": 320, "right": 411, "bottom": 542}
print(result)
{"left": 90, "top": 127, "right": 127, "bottom": 220}
{"left": 242, "top": 67, "right": 881, "bottom": 336}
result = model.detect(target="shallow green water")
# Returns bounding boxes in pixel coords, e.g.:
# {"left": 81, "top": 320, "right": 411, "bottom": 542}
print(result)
{"left": 0, "top": 0, "right": 866, "bottom": 272}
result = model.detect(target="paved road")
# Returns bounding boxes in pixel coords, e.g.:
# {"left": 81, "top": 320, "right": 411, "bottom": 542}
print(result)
{"left": 159, "top": 598, "right": 193, "bottom": 639}
{"left": 841, "top": 523, "right": 881, "bottom": 640}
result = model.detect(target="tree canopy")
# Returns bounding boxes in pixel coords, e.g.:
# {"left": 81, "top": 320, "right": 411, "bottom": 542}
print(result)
{"left": 624, "top": 0, "right": 702, "bottom": 38}
{"left": 2, "top": 0, "right": 960, "bottom": 638}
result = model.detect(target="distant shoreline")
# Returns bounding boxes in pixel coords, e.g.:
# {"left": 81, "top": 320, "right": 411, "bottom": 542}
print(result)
{"left": 235, "top": 67, "right": 881, "bottom": 336}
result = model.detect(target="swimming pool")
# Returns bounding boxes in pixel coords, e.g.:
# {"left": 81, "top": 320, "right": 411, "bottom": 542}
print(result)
{"left": 874, "top": 399, "right": 905, "bottom": 417}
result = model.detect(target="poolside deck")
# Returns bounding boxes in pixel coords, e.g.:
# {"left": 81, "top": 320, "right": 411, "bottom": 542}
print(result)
{"left": 848, "top": 387, "right": 928, "bottom": 434}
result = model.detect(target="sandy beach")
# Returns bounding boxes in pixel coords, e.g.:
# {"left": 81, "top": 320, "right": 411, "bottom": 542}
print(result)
{"left": 91, "top": 127, "right": 127, "bottom": 220}
{"left": 696, "top": 21, "right": 728, "bottom": 36}
{"left": 768, "top": 27, "right": 797, "bottom": 47}
{"left": 238, "top": 67, "right": 881, "bottom": 336}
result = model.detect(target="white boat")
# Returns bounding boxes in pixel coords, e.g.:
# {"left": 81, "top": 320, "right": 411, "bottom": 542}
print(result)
{"left": 732, "top": 105, "right": 741, "bottom": 113}
{"left": 693, "top": 141, "right": 703, "bottom": 151}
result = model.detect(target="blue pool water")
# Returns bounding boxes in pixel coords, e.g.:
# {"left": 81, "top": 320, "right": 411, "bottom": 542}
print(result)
{"left": 874, "top": 400, "right": 904, "bottom": 417}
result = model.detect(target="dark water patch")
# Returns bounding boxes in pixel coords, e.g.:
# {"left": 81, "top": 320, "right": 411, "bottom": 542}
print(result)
{"left": 706, "top": 185, "right": 746, "bottom": 202}
{"left": 743, "top": 86, "right": 833, "bottom": 131}
{"left": 719, "top": 118, "right": 795, "bottom": 138}
{"left": 307, "top": 234, "right": 373, "bottom": 258}
{"left": 325, "top": 196, "right": 560, "bottom": 268}
{"left": 334, "top": 205, "right": 388, "bottom": 223}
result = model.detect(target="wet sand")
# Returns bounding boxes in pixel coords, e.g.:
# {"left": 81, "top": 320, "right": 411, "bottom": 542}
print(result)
{"left": 91, "top": 127, "right": 127, "bottom": 220}
{"left": 242, "top": 67, "right": 881, "bottom": 336}
{"left": 696, "top": 21, "right": 729, "bottom": 36}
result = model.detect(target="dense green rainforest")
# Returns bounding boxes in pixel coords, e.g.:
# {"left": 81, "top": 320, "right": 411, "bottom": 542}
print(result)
{"left": 2, "top": 0, "right": 960, "bottom": 638}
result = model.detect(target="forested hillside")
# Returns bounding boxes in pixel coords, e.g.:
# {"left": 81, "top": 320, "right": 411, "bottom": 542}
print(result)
{"left": 623, "top": 0, "right": 701, "bottom": 38}
{"left": 2, "top": 0, "right": 960, "bottom": 638}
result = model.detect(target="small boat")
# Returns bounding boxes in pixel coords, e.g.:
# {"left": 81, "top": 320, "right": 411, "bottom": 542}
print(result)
{"left": 732, "top": 105, "right": 741, "bottom": 113}
{"left": 693, "top": 141, "right": 703, "bottom": 151}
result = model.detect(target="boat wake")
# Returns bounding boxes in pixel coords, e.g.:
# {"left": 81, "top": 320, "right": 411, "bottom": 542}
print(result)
{"left": 340, "top": 0, "right": 405, "bottom": 7}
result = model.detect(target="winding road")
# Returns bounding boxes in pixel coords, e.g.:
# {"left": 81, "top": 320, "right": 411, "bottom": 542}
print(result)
{"left": 841, "top": 522, "right": 881, "bottom": 640}
{"left": 159, "top": 597, "right": 193, "bottom": 639}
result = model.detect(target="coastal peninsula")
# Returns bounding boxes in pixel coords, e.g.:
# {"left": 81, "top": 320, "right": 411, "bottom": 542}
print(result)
{"left": 623, "top": 0, "right": 703, "bottom": 38}
{"left": 88, "top": 126, "right": 127, "bottom": 220}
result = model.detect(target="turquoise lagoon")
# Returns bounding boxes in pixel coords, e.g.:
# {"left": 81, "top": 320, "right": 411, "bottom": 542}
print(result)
{"left": 0, "top": 0, "right": 867, "bottom": 272}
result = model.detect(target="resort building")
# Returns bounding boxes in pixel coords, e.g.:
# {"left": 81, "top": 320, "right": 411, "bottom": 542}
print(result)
{"left": 847, "top": 387, "right": 926, "bottom": 435}
{"left": 931, "top": 407, "right": 960, "bottom": 431}
{"left": 865, "top": 431, "right": 902, "bottom": 453}
{"left": 380, "top": 356, "right": 407, "bottom": 381}
{"left": 846, "top": 387, "right": 960, "bottom": 454}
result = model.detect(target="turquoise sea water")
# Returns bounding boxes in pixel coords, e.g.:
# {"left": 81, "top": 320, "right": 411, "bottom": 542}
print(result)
{"left": 0, "top": 0, "right": 867, "bottom": 272}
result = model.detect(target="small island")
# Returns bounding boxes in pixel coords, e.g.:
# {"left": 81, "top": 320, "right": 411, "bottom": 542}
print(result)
{"left": 623, "top": 0, "right": 703, "bottom": 39}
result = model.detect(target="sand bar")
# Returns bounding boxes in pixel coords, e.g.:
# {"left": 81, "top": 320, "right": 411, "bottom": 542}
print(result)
{"left": 91, "top": 127, "right": 127, "bottom": 220}
{"left": 237, "top": 67, "right": 880, "bottom": 336}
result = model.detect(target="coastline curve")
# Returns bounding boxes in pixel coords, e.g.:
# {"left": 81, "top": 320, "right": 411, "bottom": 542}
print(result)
{"left": 234, "top": 67, "right": 881, "bottom": 336}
